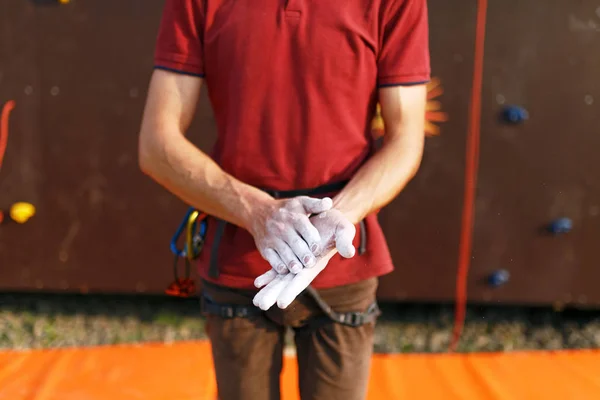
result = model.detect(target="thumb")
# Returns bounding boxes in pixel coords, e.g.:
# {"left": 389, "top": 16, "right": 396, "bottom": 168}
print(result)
{"left": 297, "top": 196, "right": 333, "bottom": 214}
{"left": 335, "top": 221, "right": 356, "bottom": 258}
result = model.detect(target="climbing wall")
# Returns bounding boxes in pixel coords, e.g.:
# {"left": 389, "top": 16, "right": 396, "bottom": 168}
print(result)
{"left": 0, "top": 0, "right": 216, "bottom": 293}
{"left": 376, "top": 0, "right": 476, "bottom": 302}
{"left": 0, "top": 1, "right": 43, "bottom": 282}
{"left": 1, "top": 0, "right": 599, "bottom": 306}
{"left": 467, "top": 0, "right": 600, "bottom": 306}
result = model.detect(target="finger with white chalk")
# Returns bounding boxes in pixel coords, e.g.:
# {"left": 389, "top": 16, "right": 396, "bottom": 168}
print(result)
{"left": 252, "top": 273, "right": 294, "bottom": 310}
{"left": 254, "top": 268, "right": 278, "bottom": 289}
{"left": 276, "top": 250, "right": 336, "bottom": 309}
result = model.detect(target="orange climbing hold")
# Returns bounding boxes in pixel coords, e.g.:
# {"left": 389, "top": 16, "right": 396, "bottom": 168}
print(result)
{"left": 425, "top": 78, "right": 449, "bottom": 137}
{"left": 371, "top": 78, "right": 448, "bottom": 140}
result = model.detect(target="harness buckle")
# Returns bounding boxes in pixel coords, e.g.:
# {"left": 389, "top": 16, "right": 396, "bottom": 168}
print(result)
{"left": 344, "top": 312, "right": 364, "bottom": 327}
{"left": 218, "top": 305, "right": 253, "bottom": 318}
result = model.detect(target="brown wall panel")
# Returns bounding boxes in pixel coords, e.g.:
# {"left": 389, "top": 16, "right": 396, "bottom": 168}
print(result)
{"left": 0, "top": 2, "right": 43, "bottom": 287}
{"left": 3, "top": 0, "right": 598, "bottom": 307}
{"left": 1, "top": 0, "right": 216, "bottom": 293}
{"left": 1, "top": 0, "right": 474, "bottom": 298}
{"left": 469, "top": 0, "right": 600, "bottom": 306}
{"left": 377, "top": 0, "right": 476, "bottom": 301}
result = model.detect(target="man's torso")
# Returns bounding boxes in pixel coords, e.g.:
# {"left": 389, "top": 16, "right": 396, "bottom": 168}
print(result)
{"left": 154, "top": 0, "right": 430, "bottom": 289}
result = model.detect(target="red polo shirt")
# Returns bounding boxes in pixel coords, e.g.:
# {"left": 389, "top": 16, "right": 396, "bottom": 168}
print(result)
{"left": 154, "top": 0, "right": 430, "bottom": 289}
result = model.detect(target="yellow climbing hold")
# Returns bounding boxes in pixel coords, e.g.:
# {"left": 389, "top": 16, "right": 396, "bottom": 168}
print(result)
{"left": 371, "top": 103, "right": 385, "bottom": 139}
{"left": 10, "top": 202, "right": 36, "bottom": 224}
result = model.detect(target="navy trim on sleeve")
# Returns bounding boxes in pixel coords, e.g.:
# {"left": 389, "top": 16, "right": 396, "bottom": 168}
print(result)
{"left": 378, "top": 80, "right": 430, "bottom": 88}
{"left": 154, "top": 65, "right": 205, "bottom": 78}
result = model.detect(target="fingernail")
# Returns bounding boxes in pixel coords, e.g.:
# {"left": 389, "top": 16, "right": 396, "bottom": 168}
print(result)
{"left": 289, "top": 262, "right": 302, "bottom": 274}
{"left": 278, "top": 300, "right": 289, "bottom": 309}
{"left": 303, "top": 255, "right": 315, "bottom": 267}
{"left": 310, "top": 244, "right": 319, "bottom": 253}
{"left": 276, "top": 264, "right": 287, "bottom": 274}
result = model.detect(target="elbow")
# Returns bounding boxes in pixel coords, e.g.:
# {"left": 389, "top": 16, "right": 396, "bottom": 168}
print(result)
{"left": 409, "top": 149, "right": 424, "bottom": 178}
{"left": 138, "top": 141, "right": 152, "bottom": 175}
{"left": 138, "top": 134, "right": 160, "bottom": 178}
{"left": 406, "top": 134, "right": 425, "bottom": 179}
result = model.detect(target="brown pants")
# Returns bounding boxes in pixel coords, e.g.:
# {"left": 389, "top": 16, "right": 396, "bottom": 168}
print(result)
{"left": 202, "top": 278, "right": 379, "bottom": 400}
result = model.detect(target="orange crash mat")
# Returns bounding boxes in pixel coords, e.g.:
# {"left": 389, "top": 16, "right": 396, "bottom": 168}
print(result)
{"left": 1, "top": 341, "right": 600, "bottom": 399}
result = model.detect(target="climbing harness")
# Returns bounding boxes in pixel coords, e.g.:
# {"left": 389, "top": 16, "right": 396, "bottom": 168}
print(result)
{"left": 200, "top": 285, "right": 380, "bottom": 328}
{"left": 165, "top": 208, "right": 208, "bottom": 297}
{"left": 304, "top": 286, "right": 380, "bottom": 327}
{"left": 201, "top": 293, "right": 264, "bottom": 319}
{"left": 198, "top": 179, "right": 373, "bottom": 327}
{"left": 169, "top": 180, "right": 373, "bottom": 326}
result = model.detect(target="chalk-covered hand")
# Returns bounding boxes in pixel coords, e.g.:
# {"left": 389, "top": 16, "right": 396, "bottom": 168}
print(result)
{"left": 253, "top": 249, "right": 337, "bottom": 310}
{"left": 249, "top": 196, "right": 333, "bottom": 275}
{"left": 252, "top": 209, "right": 357, "bottom": 310}
{"left": 309, "top": 209, "right": 356, "bottom": 259}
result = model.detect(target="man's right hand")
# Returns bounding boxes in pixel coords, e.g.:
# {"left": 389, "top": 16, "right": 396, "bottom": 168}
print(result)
{"left": 250, "top": 196, "right": 333, "bottom": 275}
{"left": 252, "top": 207, "right": 357, "bottom": 311}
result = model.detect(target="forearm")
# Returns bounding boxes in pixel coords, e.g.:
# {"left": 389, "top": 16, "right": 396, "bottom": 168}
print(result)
{"left": 139, "top": 131, "right": 273, "bottom": 231}
{"left": 333, "top": 134, "right": 423, "bottom": 224}
{"left": 333, "top": 84, "right": 427, "bottom": 223}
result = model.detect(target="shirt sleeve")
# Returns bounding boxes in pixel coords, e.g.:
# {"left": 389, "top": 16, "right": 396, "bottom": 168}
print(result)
{"left": 377, "top": 0, "right": 431, "bottom": 87}
{"left": 154, "top": 0, "right": 205, "bottom": 77}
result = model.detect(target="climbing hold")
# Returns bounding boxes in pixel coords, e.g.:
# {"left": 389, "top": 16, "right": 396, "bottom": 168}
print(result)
{"left": 9, "top": 202, "right": 36, "bottom": 224}
{"left": 502, "top": 105, "right": 529, "bottom": 124}
{"left": 488, "top": 269, "right": 510, "bottom": 287}
{"left": 547, "top": 217, "right": 573, "bottom": 235}
{"left": 371, "top": 103, "right": 385, "bottom": 139}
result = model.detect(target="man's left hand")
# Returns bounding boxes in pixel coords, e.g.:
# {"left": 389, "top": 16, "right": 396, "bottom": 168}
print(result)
{"left": 252, "top": 209, "right": 357, "bottom": 310}
{"left": 309, "top": 209, "right": 356, "bottom": 259}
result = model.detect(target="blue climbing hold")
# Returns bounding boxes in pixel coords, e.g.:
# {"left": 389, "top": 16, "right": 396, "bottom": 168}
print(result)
{"left": 488, "top": 269, "right": 510, "bottom": 287}
{"left": 502, "top": 105, "right": 529, "bottom": 124}
{"left": 548, "top": 218, "right": 573, "bottom": 234}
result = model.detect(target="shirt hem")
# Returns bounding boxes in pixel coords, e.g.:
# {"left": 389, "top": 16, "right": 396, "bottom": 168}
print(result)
{"left": 377, "top": 72, "right": 431, "bottom": 87}
{"left": 199, "top": 262, "right": 395, "bottom": 291}
{"left": 154, "top": 65, "right": 205, "bottom": 78}
{"left": 378, "top": 80, "right": 430, "bottom": 88}
{"left": 153, "top": 56, "right": 204, "bottom": 77}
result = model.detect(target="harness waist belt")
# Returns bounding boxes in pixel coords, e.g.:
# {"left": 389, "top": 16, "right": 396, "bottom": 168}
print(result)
{"left": 208, "top": 180, "right": 367, "bottom": 278}
{"left": 200, "top": 290, "right": 380, "bottom": 328}
{"left": 262, "top": 180, "right": 349, "bottom": 199}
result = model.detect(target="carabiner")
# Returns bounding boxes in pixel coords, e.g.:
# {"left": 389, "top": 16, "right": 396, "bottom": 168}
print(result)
{"left": 185, "top": 210, "right": 207, "bottom": 260}
{"left": 170, "top": 207, "right": 208, "bottom": 258}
